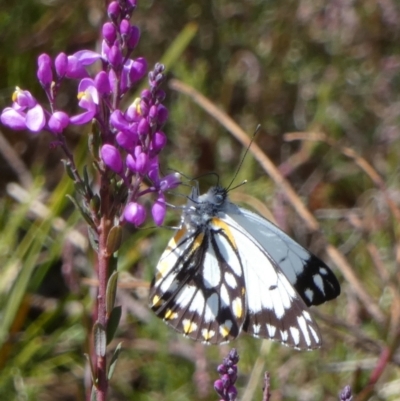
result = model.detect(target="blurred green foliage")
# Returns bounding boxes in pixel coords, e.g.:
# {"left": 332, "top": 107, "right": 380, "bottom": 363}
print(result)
{"left": 1, "top": 0, "right": 400, "bottom": 400}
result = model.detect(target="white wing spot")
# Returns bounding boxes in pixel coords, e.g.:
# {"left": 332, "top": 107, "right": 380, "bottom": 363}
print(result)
{"left": 313, "top": 274, "right": 325, "bottom": 292}
{"left": 303, "top": 311, "right": 312, "bottom": 322}
{"left": 309, "top": 325, "right": 320, "bottom": 343}
{"left": 204, "top": 293, "right": 219, "bottom": 322}
{"left": 266, "top": 324, "right": 277, "bottom": 337}
{"left": 224, "top": 272, "right": 237, "bottom": 289}
{"left": 220, "top": 284, "right": 230, "bottom": 306}
{"left": 319, "top": 267, "right": 329, "bottom": 275}
{"left": 202, "top": 329, "right": 215, "bottom": 341}
{"left": 280, "top": 330, "right": 289, "bottom": 342}
{"left": 253, "top": 324, "right": 261, "bottom": 336}
{"left": 220, "top": 320, "right": 233, "bottom": 338}
{"left": 290, "top": 326, "right": 300, "bottom": 345}
{"left": 304, "top": 288, "right": 314, "bottom": 303}
{"left": 297, "top": 315, "right": 312, "bottom": 347}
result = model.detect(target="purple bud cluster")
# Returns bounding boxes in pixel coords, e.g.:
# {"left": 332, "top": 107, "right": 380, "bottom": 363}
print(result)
{"left": 214, "top": 349, "right": 239, "bottom": 401}
{"left": 339, "top": 385, "right": 353, "bottom": 401}
{"left": 0, "top": 0, "right": 180, "bottom": 227}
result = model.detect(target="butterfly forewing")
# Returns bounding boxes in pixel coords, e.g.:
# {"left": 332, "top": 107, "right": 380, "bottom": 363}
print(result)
{"left": 149, "top": 218, "right": 246, "bottom": 344}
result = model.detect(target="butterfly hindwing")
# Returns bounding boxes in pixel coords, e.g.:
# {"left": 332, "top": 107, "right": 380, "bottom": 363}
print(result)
{"left": 228, "top": 208, "right": 340, "bottom": 307}
{"left": 221, "top": 214, "right": 322, "bottom": 349}
{"left": 149, "top": 218, "right": 246, "bottom": 344}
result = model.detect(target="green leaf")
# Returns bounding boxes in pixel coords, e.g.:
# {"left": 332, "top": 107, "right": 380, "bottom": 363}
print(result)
{"left": 106, "top": 271, "right": 119, "bottom": 314}
{"left": 108, "top": 342, "right": 123, "bottom": 380}
{"left": 106, "top": 225, "right": 122, "bottom": 255}
{"left": 66, "top": 194, "right": 96, "bottom": 229}
{"left": 106, "top": 306, "right": 121, "bottom": 345}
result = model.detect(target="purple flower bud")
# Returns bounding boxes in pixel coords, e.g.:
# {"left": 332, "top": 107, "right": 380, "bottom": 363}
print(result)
{"left": 141, "top": 89, "right": 151, "bottom": 101}
{"left": 152, "top": 194, "right": 166, "bottom": 226}
{"left": 37, "top": 54, "right": 53, "bottom": 86}
{"left": 155, "top": 89, "right": 166, "bottom": 102}
{"left": 55, "top": 52, "right": 68, "bottom": 77}
{"left": 129, "top": 57, "right": 147, "bottom": 83}
{"left": 149, "top": 105, "right": 158, "bottom": 121}
{"left": 340, "top": 386, "right": 353, "bottom": 401}
{"left": 107, "top": 1, "right": 120, "bottom": 20}
{"left": 116, "top": 129, "right": 137, "bottom": 150}
{"left": 217, "top": 364, "right": 227, "bottom": 374}
{"left": 127, "top": 25, "right": 140, "bottom": 49}
{"left": 48, "top": 111, "right": 69, "bottom": 134}
{"left": 102, "top": 22, "right": 117, "bottom": 44}
{"left": 151, "top": 131, "right": 167, "bottom": 153}
{"left": 147, "top": 157, "right": 159, "bottom": 182}
{"left": 159, "top": 173, "right": 181, "bottom": 191}
{"left": 120, "top": 19, "right": 130, "bottom": 36}
{"left": 95, "top": 71, "right": 111, "bottom": 94}
{"left": 124, "top": 202, "right": 146, "bottom": 226}
{"left": 214, "top": 379, "right": 225, "bottom": 394}
{"left": 110, "top": 109, "right": 131, "bottom": 132}
{"left": 137, "top": 118, "right": 150, "bottom": 136}
{"left": 227, "top": 385, "right": 237, "bottom": 400}
{"left": 101, "top": 144, "right": 123, "bottom": 174}
{"left": 139, "top": 100, "right": 149, "bottom": 117}
{"left": 126, "top": 154, "right": 137, "bottom": 172}
{"left": 108, "top": 45, "right": 123, "bottom": 68}
{"left": 136, "top": 152, "right": 148, "bottom": 174}
{"left": 156, "top": 104, "right": 168, "bottom": 124}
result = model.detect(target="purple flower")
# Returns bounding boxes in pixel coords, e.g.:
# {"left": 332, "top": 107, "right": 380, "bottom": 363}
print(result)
{"left": 37, "top": 53, "right": 53, "bottom": 87}
{"left": 214, "top": 349, "right": 239, "bottom": 401}
{"left": 101, "top": 144, "right": 124, "bottom": 175}
{"left": 1, "top": 88, "right": 45, "bottom": 132}
{"left": 70, "top": 78, "right": 99, "bottom": 125}
{"left": 48, "top": 111, "right": 69, "bottom": 134}
{"left": 152, "top": 194, "right": 166, "bottom": 226}
{"left": 124, "top": 202, "right": 146, "bottom": 226}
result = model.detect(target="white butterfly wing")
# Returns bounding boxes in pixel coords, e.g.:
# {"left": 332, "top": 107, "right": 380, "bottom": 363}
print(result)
{"left": 149, "top": 223, "right": 246, "bottom": 344}
{"left": 226, "top": 205, "right": 340, "bottom": 306}
{"left": 221, "top": 213, "right": 322, "bottom": 349}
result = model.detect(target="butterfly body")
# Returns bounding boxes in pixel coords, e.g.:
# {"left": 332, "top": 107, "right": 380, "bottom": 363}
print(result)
{"left": 149, "top": 185, "right": 340, "bottom": 349}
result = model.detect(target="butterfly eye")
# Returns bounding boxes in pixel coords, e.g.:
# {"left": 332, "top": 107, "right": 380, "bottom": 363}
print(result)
{"left": 215, "top": 194, "right": 224, "bottom": 204}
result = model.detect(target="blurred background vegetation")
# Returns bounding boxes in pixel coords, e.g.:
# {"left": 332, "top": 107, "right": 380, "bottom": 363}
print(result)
{"left": 1, "top": 0, "right": 400, "bottom": 400}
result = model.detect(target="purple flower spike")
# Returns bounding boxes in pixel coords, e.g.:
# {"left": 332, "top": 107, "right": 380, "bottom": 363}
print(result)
{"left": 101, "top": 144, "right": 124, "bottom": 175}
{"left": 340, "top": 386, "right": 353, "bottom": 401}
{"left": 37, "top": 54, "right": 53, "bottom": 87}
{"left": 214, "top": 349, "right": 239, "bottom": 401}
{"left": 124, "top": 202, "right": 146, "bottom": 226}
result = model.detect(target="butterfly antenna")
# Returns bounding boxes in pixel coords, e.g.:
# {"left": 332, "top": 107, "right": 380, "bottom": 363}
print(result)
{"left": 226, "top": 124, "right": 261, "bottom": 191}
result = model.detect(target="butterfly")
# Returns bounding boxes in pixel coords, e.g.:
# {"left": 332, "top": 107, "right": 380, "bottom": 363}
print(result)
{"left": 149, "top": 184, "right": 340, "bottom": 349}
